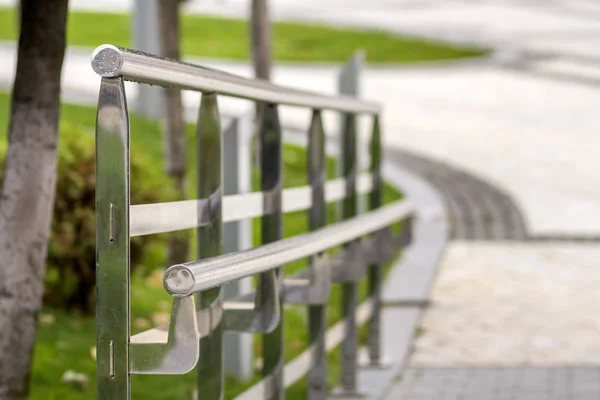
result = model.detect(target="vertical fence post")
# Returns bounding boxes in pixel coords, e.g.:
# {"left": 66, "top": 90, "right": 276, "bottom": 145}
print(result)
{"left": 195, "top": 93, "right": 225, "bottom": 400}
{"left": 307, "top": 110, "right": 328, "bottom": 400}
{"left": 222, "top": 115, "right": 254, "bottom": 380}
{"left": 260, "top": 103, "right": 285, "bottom": 399}
{"left": 95, "top": 76, "right": 131, "bottom": 400}
{"left": 337, "top": 112, "right": 361, "bottom": 396}
{"left": 338, "top": 50, "right": 366, "bottom": 213}
{"left": 366, "top": 115, "right": 386, "bottom": 367}
{"left": 132, "top": 0, "right": 163, "bottom": 118}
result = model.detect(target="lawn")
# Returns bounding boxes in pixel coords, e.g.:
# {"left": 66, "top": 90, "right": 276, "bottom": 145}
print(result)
{"left": 0, "top": 7, "right": 485, "bottom": 63}
{"left": 0, "top": 92, "right": 404, "bottom": 399}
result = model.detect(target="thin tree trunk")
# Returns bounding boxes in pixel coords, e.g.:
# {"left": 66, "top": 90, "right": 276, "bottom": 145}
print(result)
{"left": 251, "top": 0, "right": 272, "bottom": 82}
{"left": 250, "top": 0, "right": 272, "bottom": 165}
{"left": 0, "top": 0, "right": 68, "bottom": 398}
{"left": 158, "top": 0, "right": 189, "bottom": 266}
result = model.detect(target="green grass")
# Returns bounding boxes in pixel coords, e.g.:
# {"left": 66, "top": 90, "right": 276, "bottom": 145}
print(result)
{"left": 0, "top": 91, "right": 403, "bottom": 398}
{"left": 0, "top": 7, "right": 485, "bottom": 63}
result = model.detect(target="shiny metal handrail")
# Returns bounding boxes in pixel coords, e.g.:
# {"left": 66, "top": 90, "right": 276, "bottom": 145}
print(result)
{"left": 164, "top": 199, "right": 414, "bottom": 296}
{"left": 91, "top": 45, "right": 380, "bottom": 114}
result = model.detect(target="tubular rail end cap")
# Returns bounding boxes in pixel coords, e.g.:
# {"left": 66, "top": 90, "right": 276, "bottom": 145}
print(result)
{"left": 164, "top": 265, "right": 195, "bottom": 296}
{"left": 91, "top": 45, "right": 123, "bottom": 77}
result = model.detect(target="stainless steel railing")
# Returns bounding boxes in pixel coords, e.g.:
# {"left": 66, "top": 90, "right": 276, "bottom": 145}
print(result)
{"left": 93, "top": 44, "right": 414, "bottom": 400}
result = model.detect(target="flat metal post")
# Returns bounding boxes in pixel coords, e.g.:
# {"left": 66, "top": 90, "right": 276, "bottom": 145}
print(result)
{"left": 307, "top": 110, "right": 328, "bottom": 400}
{"left": 366, "top": 116, "right": 386, "bottom": 367}
{"left": 223, "top": 115, "right": 254, "bottom": 380}
{"left": 338, "top": 50, "right": 388, "bottom": 370}
{"left": 260, "top": 103, "right": 284, "bottom": 399}
{"left": 337, "top": 113, "right": 362, "bottom": 396}
{"left": 95, "top": 76, "right": 131, "bottom": 400}
{"left": 195, "top": 93, "right": 224, "bottom": 400}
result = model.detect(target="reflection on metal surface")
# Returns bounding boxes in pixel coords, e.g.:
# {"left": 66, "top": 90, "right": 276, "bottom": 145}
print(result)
{"left": 196, "top": 296, "right": 224, "bottom": 337}
{"left": 91, "top": 44, "right": 380, "bottom": 114}
{"left": 129, "top": 296, "right": 200, "bottom": 374}
{"left": 194, "top": 92, "right": 224, "bottom": 400}
{"left": 95, "top": 76, "right": 130, "bottom": 400}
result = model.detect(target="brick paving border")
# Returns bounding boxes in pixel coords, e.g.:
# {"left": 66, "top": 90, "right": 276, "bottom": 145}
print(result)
{"left": 388, "top": 149, "right": 527, "bottom": 241}
{"left": 388, "top": 149, "right": 600, "bottom": 243}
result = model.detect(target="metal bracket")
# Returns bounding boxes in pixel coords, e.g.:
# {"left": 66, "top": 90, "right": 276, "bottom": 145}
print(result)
{"left": 222, "top": 269, "right": 280, "bottom": 333}
{"left": 362, "top": 228, "right": 394, "bottom": 264}
{"left": 331, "top": 240, "right": 367, "bottom": 283}
{"left": 129, "top": 295, "right": 200, "bottom": 374}
{"left": 362, "top": 216, "right": 414, "bottom": 264}
{"left": 284, "top": 253, "right": 331, "bottom": 305}
{"left": 393, "top": 215, "right": 414, "bottom": 247}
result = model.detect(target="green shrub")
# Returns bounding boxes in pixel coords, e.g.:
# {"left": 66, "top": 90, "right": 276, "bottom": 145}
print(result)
{"left": 0, "top": 122, "right": 172, "bottom": 313}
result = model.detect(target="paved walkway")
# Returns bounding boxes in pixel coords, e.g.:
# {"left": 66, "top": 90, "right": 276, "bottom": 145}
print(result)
{"left": 388, "top": 367, "right": 600, "bottom": 400}
{"left": 389, "top": 149, "right": 528, "bottom": 241}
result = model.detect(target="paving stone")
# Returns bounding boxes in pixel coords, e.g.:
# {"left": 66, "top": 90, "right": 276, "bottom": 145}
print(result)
{"left": 388, "top": 149, "right": 528, "bottom": 241}
{"left": 409, "top": 242, "right": 600, "bottom": 366}
{"left": 387, "top": 367, "right": 600, "bottom": 400}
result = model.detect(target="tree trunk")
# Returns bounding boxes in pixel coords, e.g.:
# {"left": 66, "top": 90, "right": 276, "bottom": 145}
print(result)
{"left": 250, "top": 0, "right": 272, "bottom": 165}
{"left": 0, "top": 0, "right": 68, "bottom": 398}
{"left": 250, "top": 0, "right": 272, "bottom": 82}
{"left": 158, "top": 0, "right": 189, "bottom": 266}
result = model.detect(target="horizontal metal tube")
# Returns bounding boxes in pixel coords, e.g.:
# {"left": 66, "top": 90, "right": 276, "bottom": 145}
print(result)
{"left": 91, "top": 45, "right": 380, "bottom": 114}
{"left": 163, "top": 199, "right": 414, "bottom": 296}
{"left": 130, "top": 173, "right": 374, "bottom": 236}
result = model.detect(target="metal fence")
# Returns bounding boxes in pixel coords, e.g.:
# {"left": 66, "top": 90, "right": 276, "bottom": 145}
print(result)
{"left": 92, "top": 44, "right": 414, "bottom": 400}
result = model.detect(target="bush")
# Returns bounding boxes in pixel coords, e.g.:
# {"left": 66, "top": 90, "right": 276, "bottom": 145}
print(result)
{"left": 0, "top": 122, "right": 172, "bottom": 313}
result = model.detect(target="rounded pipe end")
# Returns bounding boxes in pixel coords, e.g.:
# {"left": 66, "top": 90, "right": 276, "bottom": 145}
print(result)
{"left": 91, "top": 45, "right": 123, "bottom": 77}
{"left": 164, "top": 265, "right": 195, "bottom": 296}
